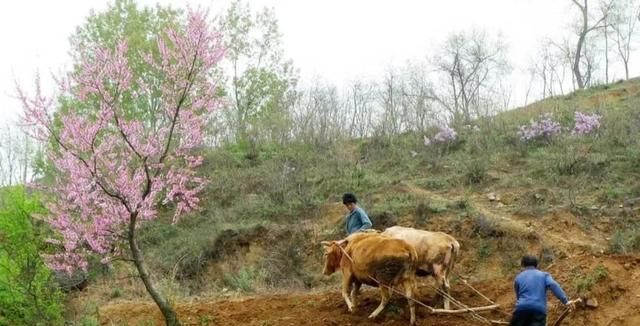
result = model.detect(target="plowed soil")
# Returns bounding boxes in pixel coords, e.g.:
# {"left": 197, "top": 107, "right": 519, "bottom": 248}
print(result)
{"left": 99, "top": 255, "right": 640, "bottom": 326}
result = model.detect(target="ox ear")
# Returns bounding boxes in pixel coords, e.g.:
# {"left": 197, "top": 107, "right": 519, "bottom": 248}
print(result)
{"left": 336, "top": 239, "right": 348, "bottom": 247}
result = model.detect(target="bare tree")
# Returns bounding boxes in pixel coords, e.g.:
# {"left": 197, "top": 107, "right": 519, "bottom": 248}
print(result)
{"left": 0, "top": 124, "right": 35, "bottom": 186}
{"left": 401, "top": 64, "right": 438, "bottom": 133}
{"left": 529, "top": 41, "right": 566, "bottom": 98}
{"left": 599, "top": 1, "right": 613, "bottom": 83}
{"left": 291, "top": 80, "right": 345, "bottom": 145}
{"left": 0, "top": 125, "right": 17, "bottom": 186}
{"left": 432, "top": 29, "right": 510, "bottom": 124}
{"left": 571, "top": 0, "right": 613, "bottom": 89}
{"left": 611, "top": 0, "right": 640, "bottom": 80}
{"left": 377, "top": 68, "right": 405, "bottom": 137}
{"left": 345, "top": 80, "right": 377, "bottom": 138}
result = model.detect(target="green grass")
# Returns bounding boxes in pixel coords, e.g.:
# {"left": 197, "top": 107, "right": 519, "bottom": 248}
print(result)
{"left": 122, "top": 78, "right": 640, "bottom": 301}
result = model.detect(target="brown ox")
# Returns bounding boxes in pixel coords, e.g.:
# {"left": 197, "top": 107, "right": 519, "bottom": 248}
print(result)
{"left": 322, "top": 232, "right": 418, "bottom": 325}
{"left": 382, "top": 226, "right": 460, "bottom": 310}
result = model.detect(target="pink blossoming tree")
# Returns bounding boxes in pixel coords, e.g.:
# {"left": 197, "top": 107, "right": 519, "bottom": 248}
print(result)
{"left": 18, "top": 9, "right": 224, "bottom": 325}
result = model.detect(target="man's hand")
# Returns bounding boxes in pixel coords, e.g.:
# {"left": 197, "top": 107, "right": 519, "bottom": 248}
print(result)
{"left": 565, "top": 299, "right": 581, "bottom": 311}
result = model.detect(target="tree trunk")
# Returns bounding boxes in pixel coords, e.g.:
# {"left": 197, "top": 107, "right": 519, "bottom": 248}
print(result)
{"left": 574, "top": 32, "right": 587, "bottom": 90}
{"left": 604, "top": 24, "right": 609, "bottom": 83}
{"left": 624, "top": 60, "right": 629, "bottom": 80}
{"left": 573, "top": 0, "right": 588, "bottom": 89}
{"left": 128, "top": 213, "right": 180, "bottom": 326}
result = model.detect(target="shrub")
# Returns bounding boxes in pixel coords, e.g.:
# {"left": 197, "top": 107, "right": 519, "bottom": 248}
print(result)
{"left": 476, "top": 240, "right": 492, "bottom": 259}
{"left": 609, "top": 229, "right": 640, "bottom": 254}
{"left": 223, "top": 268, "right": 256, "bottom": 293}
{"left": 464, "top": 160, "right": 488, "bottom": 185}
{"left": 0, "top": 187, "right": 64, "bottom": 325}
{"left": 424, "top": 125, "right": 457, "bottom": 146}
{"left": 574, "top": 264, "right": 608, "bottom": 294}
{"left": 471, "top": 214, "right": 503, "bottom": 238}
{"left": 518, "top": 113, "right": 561, "bottom": 142}
{"left": 572, "top": 111, "right": 601, "bottom": 135}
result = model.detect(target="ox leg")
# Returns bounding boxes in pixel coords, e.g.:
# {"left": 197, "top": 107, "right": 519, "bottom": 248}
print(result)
{"left": 350, "top": 281, "right": 362, "bottom": 309}
{"left": 442, "top": 274, "right": 451, "bottom": 310}
{"left": 369, "top": 286, "right": 390, "bottom": 319}
{"left": 432, "top": 265, "right": 445, "bottom": 309}
{"left": 404, "top": 279, "right": 416, "bottom": 326}
{"left": 342, "top": 273, "right": 355, "bottom": 312}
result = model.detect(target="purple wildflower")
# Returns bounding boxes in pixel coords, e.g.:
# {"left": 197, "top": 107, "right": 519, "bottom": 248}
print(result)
{"left": 572, "top": 111, "right": 601, "bottom": 135}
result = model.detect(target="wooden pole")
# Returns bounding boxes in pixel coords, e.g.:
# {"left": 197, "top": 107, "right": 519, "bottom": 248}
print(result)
{"left": 431, "top": 304, "right": 500, "bottom": 315}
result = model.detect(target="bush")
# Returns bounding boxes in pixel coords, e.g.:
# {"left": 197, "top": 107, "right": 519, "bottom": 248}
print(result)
{"left": 609, "top": 228, "right": 640, "bottom": 254}
{"left": 476, "top": 240, "right": 492, "bottom": 259}
{"left": 223, "top": 268, "right": 256, "bottom": 293}
{"left": 0, "top": 187, "right": 64, "bottom": 325}
{"left": 464, "top": 159, "right": 487, "bottom": 185}
{"left": 574, "top": 264, "right": 608, "bottom": 295}
{"left": 518, "top": 113, "right": 561, "bottom": 143}
{"left": 471, "top": 214, "right": 503, "bottom": 238}
{"left": 572, "top": 111, "right": 601, "bottom": 135}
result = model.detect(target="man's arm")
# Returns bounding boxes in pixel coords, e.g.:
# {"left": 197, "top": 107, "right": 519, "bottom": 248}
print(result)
{"left": 356, "top": 210, "right": 372, "bottom": 231}
{"left": 545, "top": 274, "right": 569, "bottom": 304}
{"left": 514, "top": 279, "right": 520, "bottom": 300}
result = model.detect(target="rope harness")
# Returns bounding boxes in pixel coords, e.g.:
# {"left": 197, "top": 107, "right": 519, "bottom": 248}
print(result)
{"left": 335, "top": 243, "right": 505, "bottom": 325}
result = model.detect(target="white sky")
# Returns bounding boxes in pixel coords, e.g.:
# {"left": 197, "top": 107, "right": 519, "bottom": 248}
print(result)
{"left": 0, "top": 0, "right": 637, "bottom": 126}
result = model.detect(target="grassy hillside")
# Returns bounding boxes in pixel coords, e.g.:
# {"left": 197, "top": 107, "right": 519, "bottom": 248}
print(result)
{"left": 67, "top": 79, "right": 640, "bottom": 325}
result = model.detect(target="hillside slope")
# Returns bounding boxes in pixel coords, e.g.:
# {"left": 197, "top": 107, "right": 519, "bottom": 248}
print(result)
{"left": 67, "top": 79, "right": 640, "bottom": 325}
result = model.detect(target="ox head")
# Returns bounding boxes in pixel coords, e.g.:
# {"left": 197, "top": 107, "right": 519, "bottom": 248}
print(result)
{"left": 321, "top": 240, "right": 347, "bottom": 275}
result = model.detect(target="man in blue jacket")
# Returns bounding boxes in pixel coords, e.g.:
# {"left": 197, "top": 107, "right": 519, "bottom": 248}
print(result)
{"left": 342, "top": 193, "right": 373, "bottom": 235}
{"left": 511, "top": 255, "right": 575, "bottom": 326}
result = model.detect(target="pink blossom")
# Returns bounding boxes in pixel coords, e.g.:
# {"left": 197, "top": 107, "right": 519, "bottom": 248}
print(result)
{"left": 518, "top": 113, "right": 562, "bottom": 142}
{"left": 18, "top": 9, "right": 225, "bottom": 273}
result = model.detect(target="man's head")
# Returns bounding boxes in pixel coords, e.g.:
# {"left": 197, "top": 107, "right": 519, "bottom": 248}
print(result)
{"left": 342, "top": 193, "right": 358, "bottom": 211}
{"left": 521, "top": 255, "right": 538, "bottom": 269}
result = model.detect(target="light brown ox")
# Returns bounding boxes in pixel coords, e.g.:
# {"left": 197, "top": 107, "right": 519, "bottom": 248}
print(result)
{"left": 321, "top": 232, "right": 418, "bottom": 325}
{"left": 382, "top": 226, "right": 460, "bottom": 310}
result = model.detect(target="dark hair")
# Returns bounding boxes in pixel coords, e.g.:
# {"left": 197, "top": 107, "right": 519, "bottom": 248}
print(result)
{"left": 521, "top": 255, "right": 538, "bottom": 268}
{"left": 342, "top": 193, "right": 358, "bottom": 205}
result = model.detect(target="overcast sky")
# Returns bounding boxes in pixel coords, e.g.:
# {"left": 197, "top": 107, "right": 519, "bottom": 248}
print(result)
{"left": 0, "top": 0, "right": 637, "bottom": 125}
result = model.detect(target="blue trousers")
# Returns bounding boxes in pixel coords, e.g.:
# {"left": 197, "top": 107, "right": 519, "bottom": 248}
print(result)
{"left": 510, "top": 310, "right": 546, "bottom": 326}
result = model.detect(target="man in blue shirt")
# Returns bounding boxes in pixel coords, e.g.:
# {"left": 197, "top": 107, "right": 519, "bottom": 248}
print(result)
{"left": 511, "top": 255, "right": 575, "bottom": 326}
{"left": 342, "top": 193, "right": 373, "bottom": 235}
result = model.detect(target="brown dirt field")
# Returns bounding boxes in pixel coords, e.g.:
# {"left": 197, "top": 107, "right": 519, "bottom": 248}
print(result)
{"left": 92, "top": 182, "right": 640, "bottom": 326}
{"left": 99, "top": 254, "right": 640, "bottom": 326}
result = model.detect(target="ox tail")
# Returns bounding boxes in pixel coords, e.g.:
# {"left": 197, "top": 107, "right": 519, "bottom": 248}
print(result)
{"left": 444, "top": 240, "right": 460, "bottom": 278}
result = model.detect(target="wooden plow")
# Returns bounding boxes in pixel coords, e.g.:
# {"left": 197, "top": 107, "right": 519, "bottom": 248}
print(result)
{"left": 335, "top": 244, "right": 506, "bottom": 324}
{"left": 334, "top": 244, "right": 590, "bottom": 325}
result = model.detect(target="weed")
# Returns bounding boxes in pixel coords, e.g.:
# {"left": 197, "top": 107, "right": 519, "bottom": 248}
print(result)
{"left": 574, "top": 264, "right": 609, "bottom": 295}
{"left": 199, "top": 315, "right": 215, "bottom": 325}
{"left": 79, "top": 317, "right": 100, "bottom": 326}
{"left": 540, "top": 246, "right": 555, "bottom": 265}
{"left": 223, "top": 268, "right": 256, "bottom": 293}
{"left": 471, "top": 214, "right": 503, "bottom": 238}
{"left": 414, "top": 201, "right": 431, "bottom": 227}
{"left": 609, "top": 228, "right": 640, "bottom": 254}
{"left": 464, "top": 159, "right": 488, "bottom": 185}
{"left": 476, "top": 240, "right": 492, "bottom": 259}
{"left": 110, "top": 287, "right": 123, "bottom": 299}
{"left": 428, "top": 201, "right": 448, "bottom": 214}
